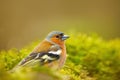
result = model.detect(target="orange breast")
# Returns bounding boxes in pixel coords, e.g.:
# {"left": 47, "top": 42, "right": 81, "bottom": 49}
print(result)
{"left": 58, "top": 44, "right": 66, "bottom": 68}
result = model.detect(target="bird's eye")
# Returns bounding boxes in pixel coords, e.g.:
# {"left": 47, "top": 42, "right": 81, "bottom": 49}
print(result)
{"left": 60, "top": 33, "right": 64, "bottom": 36}
{"left": 56, "top": 35, "right": 59, "bottom": 38}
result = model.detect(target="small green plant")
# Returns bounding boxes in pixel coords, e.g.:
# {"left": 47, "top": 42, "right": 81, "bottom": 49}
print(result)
{"left": 0, "top": 33, "right": 120, "bottom": 80}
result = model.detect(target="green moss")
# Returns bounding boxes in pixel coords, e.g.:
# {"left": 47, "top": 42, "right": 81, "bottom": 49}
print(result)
{"left": 0, "top": 33, "right": 120, "bottom": 80}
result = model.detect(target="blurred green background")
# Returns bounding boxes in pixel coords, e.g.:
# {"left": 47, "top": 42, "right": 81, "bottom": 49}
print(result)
{"left": 0, "top": 0, "right": 120, "bottom": 49}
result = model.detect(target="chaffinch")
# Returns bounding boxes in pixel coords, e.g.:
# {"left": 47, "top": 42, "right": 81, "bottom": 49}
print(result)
{"left": 17, "top": 31, "right": 69, "bottom": 69}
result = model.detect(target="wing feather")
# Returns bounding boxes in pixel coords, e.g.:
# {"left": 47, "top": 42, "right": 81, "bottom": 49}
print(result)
{"left": 18, "top": 44, "right": 61, "bottom": 66}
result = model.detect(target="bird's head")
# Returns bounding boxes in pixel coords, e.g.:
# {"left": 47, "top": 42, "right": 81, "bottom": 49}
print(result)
{"left": 46, "top": 31, "right": 69, "bottom": 45}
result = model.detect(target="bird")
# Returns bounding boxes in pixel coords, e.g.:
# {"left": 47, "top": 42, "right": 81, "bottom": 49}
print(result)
{"left": 16, "top": 31, "right": 69, "bottom": 70}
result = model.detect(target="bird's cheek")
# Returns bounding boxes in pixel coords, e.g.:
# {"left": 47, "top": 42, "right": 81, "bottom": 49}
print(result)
{"left": 51, "top": 38, "right": 59, "bottom": 43}
{"left": 51, "top": 38, "right": 63, "bottom": 45}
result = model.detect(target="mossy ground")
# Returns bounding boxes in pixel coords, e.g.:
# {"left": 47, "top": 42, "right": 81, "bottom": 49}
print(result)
{"left": 0, "top": 33, "right": 120, "bottom": 80}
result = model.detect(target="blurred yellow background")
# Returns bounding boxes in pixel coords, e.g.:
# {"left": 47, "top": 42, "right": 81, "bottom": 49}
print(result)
{"left": 0, "top": 0, "right": 119, "bottom": 49}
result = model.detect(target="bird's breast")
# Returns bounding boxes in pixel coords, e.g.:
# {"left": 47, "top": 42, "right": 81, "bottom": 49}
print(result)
{"left": 58, "top": 45, "right": 67, "bottom": 68}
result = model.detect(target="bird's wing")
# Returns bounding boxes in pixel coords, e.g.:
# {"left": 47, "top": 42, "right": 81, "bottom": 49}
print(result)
{"left": 18, "top": 44, "right": 62, "bottom": 66}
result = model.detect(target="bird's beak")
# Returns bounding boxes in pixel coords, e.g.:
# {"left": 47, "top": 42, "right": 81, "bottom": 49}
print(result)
{"left": 62, "top": 35, "right": 69, "bottom": 40}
